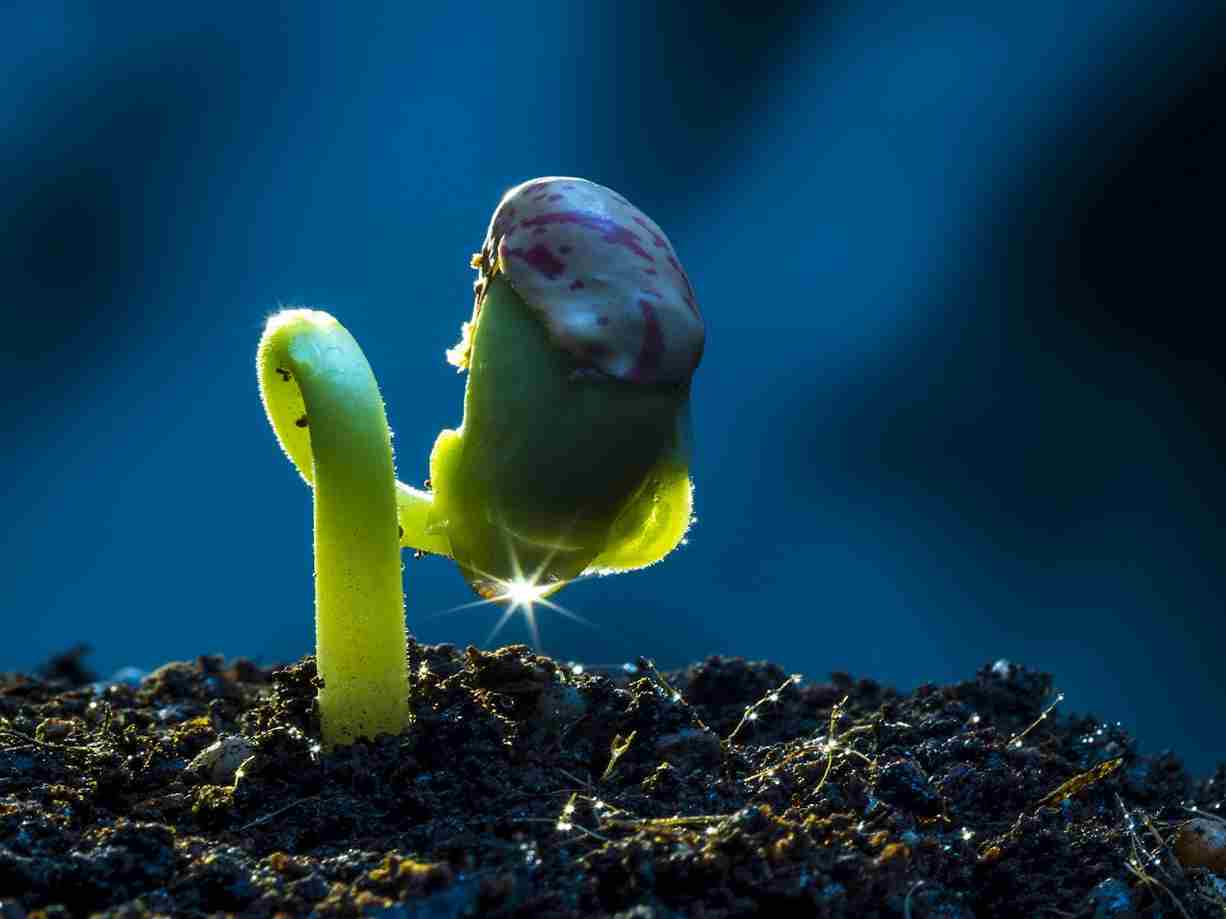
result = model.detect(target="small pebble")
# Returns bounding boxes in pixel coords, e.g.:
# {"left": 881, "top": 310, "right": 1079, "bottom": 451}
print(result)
{"left": 34, "top": 718, "right": 74, "bottom": 743}
{"left": 1086, "top": 877, "right": 1137, "bottom": 918}
{"left": 189, "top": 735, "right": 255, "bottom": 785}
{"left": 1173, "top": 817, "right": 1226, "bottom": 873}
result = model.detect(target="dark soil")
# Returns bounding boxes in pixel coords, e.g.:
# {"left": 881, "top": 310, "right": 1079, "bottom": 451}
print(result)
{"left": 2, "top": 644, "right": 1224, "bottom": 917}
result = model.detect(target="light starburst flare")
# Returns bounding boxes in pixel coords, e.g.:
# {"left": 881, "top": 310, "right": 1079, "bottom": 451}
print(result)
{"left": 423, "top": 541, "right": 597, "bottom": 651}
{"left": 473, "top": 527, "right": 597, "bottom": 649}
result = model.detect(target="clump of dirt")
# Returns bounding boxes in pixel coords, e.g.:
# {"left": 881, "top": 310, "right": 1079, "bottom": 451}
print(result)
{"left": 2, "top": 646, "right": 1224, "bottom": 917}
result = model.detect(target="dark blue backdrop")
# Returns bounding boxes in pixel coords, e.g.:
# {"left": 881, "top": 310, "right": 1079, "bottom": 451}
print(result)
{"left": 2, "top": 2, "right": 1223, "bottom": 773}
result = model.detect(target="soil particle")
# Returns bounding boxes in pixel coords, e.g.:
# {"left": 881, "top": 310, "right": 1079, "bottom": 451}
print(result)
{"left": 1, "top": 649, "right": 1223, "bottom": 917}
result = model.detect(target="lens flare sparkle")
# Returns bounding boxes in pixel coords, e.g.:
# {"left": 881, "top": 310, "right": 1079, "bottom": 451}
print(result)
{"left": 422, "top": 531, "right": 596, "bottom": 651}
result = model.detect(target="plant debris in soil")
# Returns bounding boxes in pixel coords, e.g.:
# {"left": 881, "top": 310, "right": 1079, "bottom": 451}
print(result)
{"left": 2, "top": 644, "right": 1225, "bottom": 918}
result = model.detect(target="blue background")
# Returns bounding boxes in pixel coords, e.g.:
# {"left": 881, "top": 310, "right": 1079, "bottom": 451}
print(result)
{"left": 2, "top": 2, "right": 1223, "bottom": 772}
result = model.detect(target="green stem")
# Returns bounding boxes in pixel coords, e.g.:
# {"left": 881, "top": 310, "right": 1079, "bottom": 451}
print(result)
{"left": 257, "top": 309, "right": 411, "bottom": 746}
{"left": 396, "top": 483, "right": 451, "bottom": 557}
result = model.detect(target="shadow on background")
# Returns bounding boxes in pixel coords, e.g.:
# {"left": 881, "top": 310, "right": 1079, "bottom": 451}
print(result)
{"left": 1, "top": 2, "right": 1223, "bottom": 772}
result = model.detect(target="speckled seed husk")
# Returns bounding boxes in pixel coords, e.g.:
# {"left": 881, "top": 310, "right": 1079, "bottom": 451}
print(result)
{"left": 458, "top": 176, "right": 704, "bottom": 386}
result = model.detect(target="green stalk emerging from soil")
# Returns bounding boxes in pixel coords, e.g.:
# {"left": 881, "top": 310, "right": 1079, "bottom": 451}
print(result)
{"left": 256, "top": 310, "right": 410, "bottom": 747}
